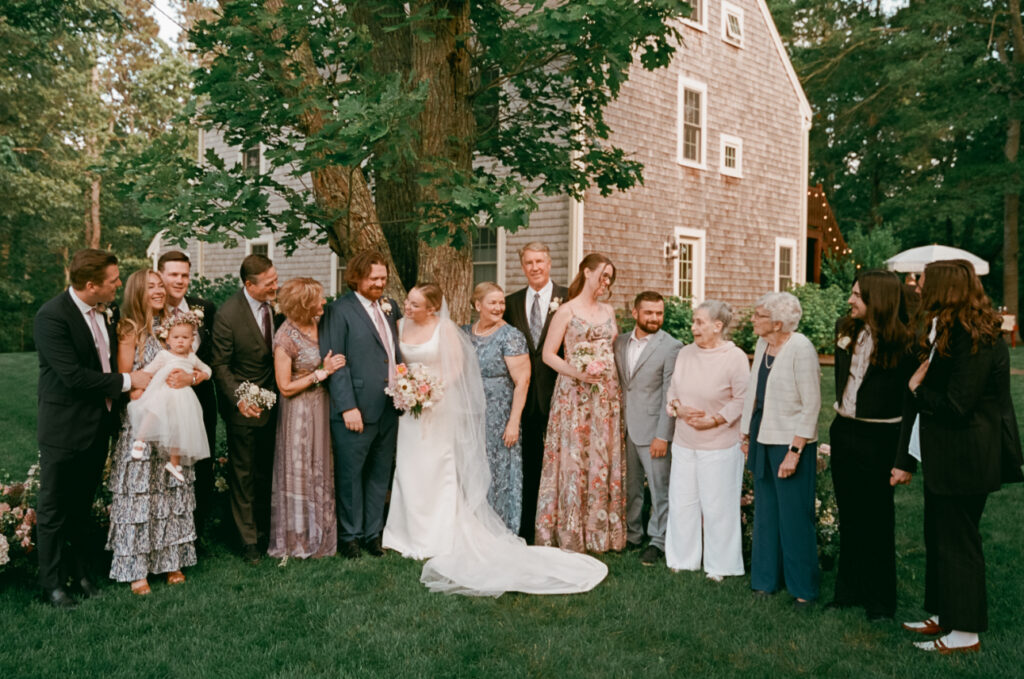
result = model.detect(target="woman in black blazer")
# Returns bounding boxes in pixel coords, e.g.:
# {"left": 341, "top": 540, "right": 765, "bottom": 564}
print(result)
{"left": 892, "top": 260, "right": 1024, "bottom": 654}
{"left": 828, "top": 270, "right": 914, "bottom": 621}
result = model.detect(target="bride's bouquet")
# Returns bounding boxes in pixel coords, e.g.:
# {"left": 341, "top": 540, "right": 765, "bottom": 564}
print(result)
{"left": 568, "top": 340, "right": 613, "bottom": 393}
{"left": 235, "top": 381, "right": 277, "bottom": 411}
{"left": 386, "top": 362, "right": 444, "bottom": 418}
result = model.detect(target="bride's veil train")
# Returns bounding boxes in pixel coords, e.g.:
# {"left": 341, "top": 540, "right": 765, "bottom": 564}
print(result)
{"left": 417, "top": 299, "right": 607, "bottom": 596}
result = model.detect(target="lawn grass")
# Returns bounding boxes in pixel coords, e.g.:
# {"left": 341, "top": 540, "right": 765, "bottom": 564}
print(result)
{"left": 2, "top": 351, "right": 1023, "bottom": 678}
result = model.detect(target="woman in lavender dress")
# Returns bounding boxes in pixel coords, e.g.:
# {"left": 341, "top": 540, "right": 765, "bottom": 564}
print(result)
{"left": 268, "top": 278, "right": 346, "bottom": 558}
{"left": 464, "top": 282, "right": 530, "bottom": 533}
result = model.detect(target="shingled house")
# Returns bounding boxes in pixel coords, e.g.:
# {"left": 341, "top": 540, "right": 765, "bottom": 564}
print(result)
{"left": 161, "top": 0, "right": 812, "bottom": 312}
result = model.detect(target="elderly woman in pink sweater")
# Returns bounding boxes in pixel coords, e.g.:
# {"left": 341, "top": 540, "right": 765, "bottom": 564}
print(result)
{"left": 664, "top": 300, "right": 750, "bottom": 580}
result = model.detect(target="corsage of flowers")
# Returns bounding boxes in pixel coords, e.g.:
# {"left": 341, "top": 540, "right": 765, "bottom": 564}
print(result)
{"left": 548, "top": 297, "right": 562, "bottom": 313}
{"left": 235, "top": 381, "right": 277, "bottom": 411}
{"left": 836, "top": 335, "right": 852, "bottom": 350}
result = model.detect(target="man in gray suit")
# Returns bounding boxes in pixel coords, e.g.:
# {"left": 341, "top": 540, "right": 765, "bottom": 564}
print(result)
{"left": 614, "top": 291, "right": 682, "bottom": 565}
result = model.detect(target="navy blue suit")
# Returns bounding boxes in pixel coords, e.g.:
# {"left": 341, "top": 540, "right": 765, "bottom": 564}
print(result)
{"left": 319, "top": 292, "right": 402, "bottom": 542}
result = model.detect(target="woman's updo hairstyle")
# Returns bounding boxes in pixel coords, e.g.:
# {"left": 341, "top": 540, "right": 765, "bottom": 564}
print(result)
{"left": 567, "top": 253, "right": 615, "bottom": 300}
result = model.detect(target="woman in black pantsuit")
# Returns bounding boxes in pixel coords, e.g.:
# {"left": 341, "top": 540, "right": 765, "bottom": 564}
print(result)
{"left": 828, "top": 270, "right": 914, "bottom": 621}
{"left": 892, "top": 260, "right": 1024, "bottom": 654}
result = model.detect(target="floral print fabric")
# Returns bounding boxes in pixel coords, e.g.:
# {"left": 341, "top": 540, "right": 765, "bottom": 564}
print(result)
{"left": 535, "top": 315, "right": 626, "bottom": 553}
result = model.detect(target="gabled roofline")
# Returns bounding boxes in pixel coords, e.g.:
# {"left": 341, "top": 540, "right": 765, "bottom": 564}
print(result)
{"left": 755, "top": 0, "right": 812, "bottom": 124}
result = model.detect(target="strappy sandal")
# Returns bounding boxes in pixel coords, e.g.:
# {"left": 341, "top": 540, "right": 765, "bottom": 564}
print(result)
{"left": 130, "top": 579, "right": 151, "bottom": 596}
{"left": 166, "top": 570, "right": 185, "bottom": 585}
{"left": 913, "top": 637, "right": 980, "bottom": 654}
{"left": 901, "top": 618, "right": 944, "bottom": 635}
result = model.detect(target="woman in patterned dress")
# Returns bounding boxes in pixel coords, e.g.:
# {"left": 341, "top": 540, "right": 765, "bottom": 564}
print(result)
{"left": 107, "top": 269, "right": 202, "bottom": 595}
{"left": 464, "top": 282, "right": 530, "bottom": 532}
{"left": 267, "top": 278, "right": 346, "bottom": 558}
{"left": 535, "top": 253, "right": 626, "bottom": 553}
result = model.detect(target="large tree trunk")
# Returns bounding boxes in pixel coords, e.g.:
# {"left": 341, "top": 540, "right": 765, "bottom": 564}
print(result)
{"left": 1003, "top": 1, "right": 1023, "bottom": 318}
{"left": 411, "top": 0, "right": 475, "bottom": 323}
{"left": 86, "top": 175, "right": 101, "bottom": 249}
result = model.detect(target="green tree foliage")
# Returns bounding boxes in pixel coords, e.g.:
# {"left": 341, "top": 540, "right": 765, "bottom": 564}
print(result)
{"left": 127, "top": 0, "right": 692, "bottom": 315}
{"left": 769, "top": 0, "right": 1023, "bottom": 306}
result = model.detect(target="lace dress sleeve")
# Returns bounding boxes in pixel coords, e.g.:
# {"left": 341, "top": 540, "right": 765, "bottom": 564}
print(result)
{"left": 502, "top": 325, "right": 528, "bottom": 357}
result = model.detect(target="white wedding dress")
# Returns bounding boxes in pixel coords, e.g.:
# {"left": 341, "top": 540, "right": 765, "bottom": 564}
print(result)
{"left": 383, "top": 313, "right": 607, "bottom": 597}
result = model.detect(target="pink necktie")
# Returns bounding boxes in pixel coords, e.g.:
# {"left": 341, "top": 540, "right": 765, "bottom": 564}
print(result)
{"left": 371, "top": 302, "right": 396, "bottom": 382}
{"left": 88, "top": 309, "right": 113, "bottom": 411}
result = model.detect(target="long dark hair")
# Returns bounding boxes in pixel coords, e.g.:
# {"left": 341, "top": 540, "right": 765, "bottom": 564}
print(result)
{"left": 567, "top": 253, "right": 615, "bottom": 301}
{"left": 836, "top": 270, "right": 913, "bottom": 369}
{"left": 918, "top": 259, "right": 1001, "bottom": 356}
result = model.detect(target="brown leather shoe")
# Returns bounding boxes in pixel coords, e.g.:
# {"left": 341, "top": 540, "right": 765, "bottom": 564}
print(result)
{"left": 902, "top": 618, "right": 944, "bottom": 635}
{"left": 340, "top": 539, "right": 361, "bottom": 559}
{"left": 362, "top": 536, "right": 384, "bottom": 557}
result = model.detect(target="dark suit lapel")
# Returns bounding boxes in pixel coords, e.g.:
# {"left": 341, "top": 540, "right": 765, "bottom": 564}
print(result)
{"left": 345, "top": 293, "right": 387, "bottom": 353}
{"left": 63, "top": 290, "right": 107, "bottom": 369}
{"left": 535, "top": 284, "right": 567, "bottom": 354}
{"left": 233, "top": 291, "right": 271, "bottom": 357}
{"left": 834, "top": 346, "right": 852, "bottom": 399}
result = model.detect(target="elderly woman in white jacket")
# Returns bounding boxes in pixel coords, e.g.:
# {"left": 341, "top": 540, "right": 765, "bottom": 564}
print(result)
{"left": 740, "top": 292, "right": 821, "bottom": 609}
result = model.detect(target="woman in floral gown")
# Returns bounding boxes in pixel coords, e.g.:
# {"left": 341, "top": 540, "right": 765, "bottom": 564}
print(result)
{"left": 268, "top": 278, "right": 345, "bottom": 559}
{"left": 107, "top": 270, "right": 200, "bottom": 594}
{"left": 535, "top": 253, "right": 626, "bottom": 553}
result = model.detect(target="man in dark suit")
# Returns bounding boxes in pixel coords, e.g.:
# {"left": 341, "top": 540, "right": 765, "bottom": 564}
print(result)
{"left": 158, "top": 250, "right": 218, "bottom": 539}
{"left": 34, "top": 248, "right": 152, "bottom": 608}
{"left": 320, "top": 250, "right": 402, "bottom": 559}
{"left": 502, "top": 241, "right": 568, "bottom": 543}
{"left": 211, "top": 254, "right": 278, "bottom": 564}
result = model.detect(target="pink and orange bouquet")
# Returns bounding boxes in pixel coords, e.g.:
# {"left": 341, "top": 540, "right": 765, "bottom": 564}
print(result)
{"left": 568, "top": 340, "right": 613, "bottom": 392}
{"left": 385, "top": 362, "right": 444, "bottom": 418}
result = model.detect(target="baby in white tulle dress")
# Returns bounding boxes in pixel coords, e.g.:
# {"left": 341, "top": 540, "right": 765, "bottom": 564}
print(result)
{"left": 128, "top": 313, "right": 212, "bottom": 482}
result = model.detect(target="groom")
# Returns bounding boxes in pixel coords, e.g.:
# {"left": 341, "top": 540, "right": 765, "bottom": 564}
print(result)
{"left": 320, "top": 250, "right": 402, "bottom": 559}
{"left": 503, "top": 242, "right": 568, "bottom": 543}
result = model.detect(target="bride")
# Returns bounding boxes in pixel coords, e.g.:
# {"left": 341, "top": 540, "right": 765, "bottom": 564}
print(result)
{"left": 382, "top": 283, "right": 607, "bottom": 596}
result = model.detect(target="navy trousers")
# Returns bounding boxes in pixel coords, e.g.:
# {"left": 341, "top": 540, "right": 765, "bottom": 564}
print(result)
{"left": 330, "top": 409, "right": 398, "bottom": 542}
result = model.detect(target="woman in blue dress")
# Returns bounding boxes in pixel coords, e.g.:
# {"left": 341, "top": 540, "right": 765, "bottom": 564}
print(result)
{"left": 464, "top": 282, "right": 531, "bottom": 532}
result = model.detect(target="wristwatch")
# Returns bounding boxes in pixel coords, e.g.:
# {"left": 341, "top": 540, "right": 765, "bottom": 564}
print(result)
{"left": 788, "top": 445, "right": 801, "bottom": 455}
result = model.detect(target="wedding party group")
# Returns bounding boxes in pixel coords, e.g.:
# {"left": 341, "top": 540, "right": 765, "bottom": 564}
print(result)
{"left": 34, "top": 242, "right": 1022, "bottom": 655}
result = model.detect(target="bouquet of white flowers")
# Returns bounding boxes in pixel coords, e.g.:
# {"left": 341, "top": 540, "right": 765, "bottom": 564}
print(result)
{"left": 235, "top": 381, "right": 277, "bottom": 410}
{"left": 385, "top": 362, "right": 444, "bottom": 418}
{"left": 568, "top": 339, "right": 613, "bottom": 392}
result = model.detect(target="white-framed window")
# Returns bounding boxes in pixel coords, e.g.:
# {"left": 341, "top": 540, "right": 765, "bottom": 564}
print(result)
{"left": 722, "top": 3, "right": 744, "bottom": 47}
{"left": 471, "top": 225, "right": 506, "bottom": 288}
{"left": 330, "top": 251, "right": 348, "bottom": 297}
{"left": 245, "top": 234, "right": 274, "bottom": 261}
{"left": 719, "top": 134, "right": 743, "bottom": 177}
{"left": 682, "top": 0, "right": 707, "bottom": 31}
{"left": 677, "top": 77, "right": 707, "bottom": 169}
{"left": 775, "top": 237, "right": 797, "bottom": 291}
{"left": 673, "top": 227, "right": 706, "bottom": 302}
{"left": 240, "top": 144, "right": 262, "bottom": 176}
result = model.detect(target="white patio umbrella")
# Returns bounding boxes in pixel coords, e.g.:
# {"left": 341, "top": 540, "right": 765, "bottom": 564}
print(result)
{"left": 884, "top": 244, "right": 989, "bottom": 276}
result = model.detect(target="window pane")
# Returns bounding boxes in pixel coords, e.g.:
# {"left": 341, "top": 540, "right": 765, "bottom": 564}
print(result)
{"left": 472, "top": 226, "right": 498, "bottom": 287}
{"left": 677, "top": 241, "right": 694, "bottom": 299}
{"left": 779, "top": 246, "right": 793, "bottom": 290}
{"left": 243, "top": 147, "right": 260, "bottom": 176}
{"left": 250, "top": 243, "right": 268, "bottom": 257}
{"left": 727, "top": 14, "right": 742, "bottom": 38}
{"left": 724, "top": 145, "right": 736, "bottom": 168}
{"left": 687, "top": 0, "right": 702, "bottom": 23}
{"left": 682, "top": 89, "right": 702, "bottom": 163}
{"left": 684, "top": 90, "right": 701, "bottom": 125}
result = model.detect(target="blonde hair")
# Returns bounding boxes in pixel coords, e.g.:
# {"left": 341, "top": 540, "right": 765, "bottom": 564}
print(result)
{"left": 413, "top": 282, "right": 443, "bottom": 311}
{"left": 472, "top": 282, "right": 504, "bottom": 306}
{"left": 118, "top": 269, "right": 165, "bottom": 361}
{"left": 277, "top": 277, "right": 324, "bottom": 324}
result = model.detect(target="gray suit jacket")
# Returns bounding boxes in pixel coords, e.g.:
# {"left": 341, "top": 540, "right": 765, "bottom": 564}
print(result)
{"left": 614, "top": 329, "right": 683, "bottom": 447}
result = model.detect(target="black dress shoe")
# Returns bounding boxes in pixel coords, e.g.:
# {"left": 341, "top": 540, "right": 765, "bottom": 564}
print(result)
{"left": 77, "top": 577, "right": 101, "bottom": 599}
{"left": 639, "top": 545, "right": 664, "bottom": 566}
{"left": 362, "top": 536, "right": 384, "bottom": 557}
{"left": 242, "top": 543, "right": 262, "bottom": 565}
{"left": 340, "top": 539, "right": 362, "bottom": 559}
{"left": 45, "top": 588, "right": 77, "bottom": 609}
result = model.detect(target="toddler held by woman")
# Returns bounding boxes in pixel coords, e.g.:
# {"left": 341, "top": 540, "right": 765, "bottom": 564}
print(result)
{"left": 128, "top": 312, "right": 212, "bottom": 481}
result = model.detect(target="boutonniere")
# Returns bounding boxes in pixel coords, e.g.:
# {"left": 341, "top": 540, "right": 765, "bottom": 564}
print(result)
{"left": 189, "top": 305, "right": 205, "bottom": 325}
{"left": 380, "top": 300, "right": 393, "bottom": 315}
{"left": 104, "top": 307, "right": 114, "bottom": 325}
{"left": 836, "top": 335, "right": 852, "bottom": 350}
{"left": 548, "top": 297, "right": 562, "bottom": 313}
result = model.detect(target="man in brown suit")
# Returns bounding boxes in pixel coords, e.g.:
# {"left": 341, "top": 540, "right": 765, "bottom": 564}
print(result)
{"left": 211, "top": 254, "right": 279, "bottom": 564}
